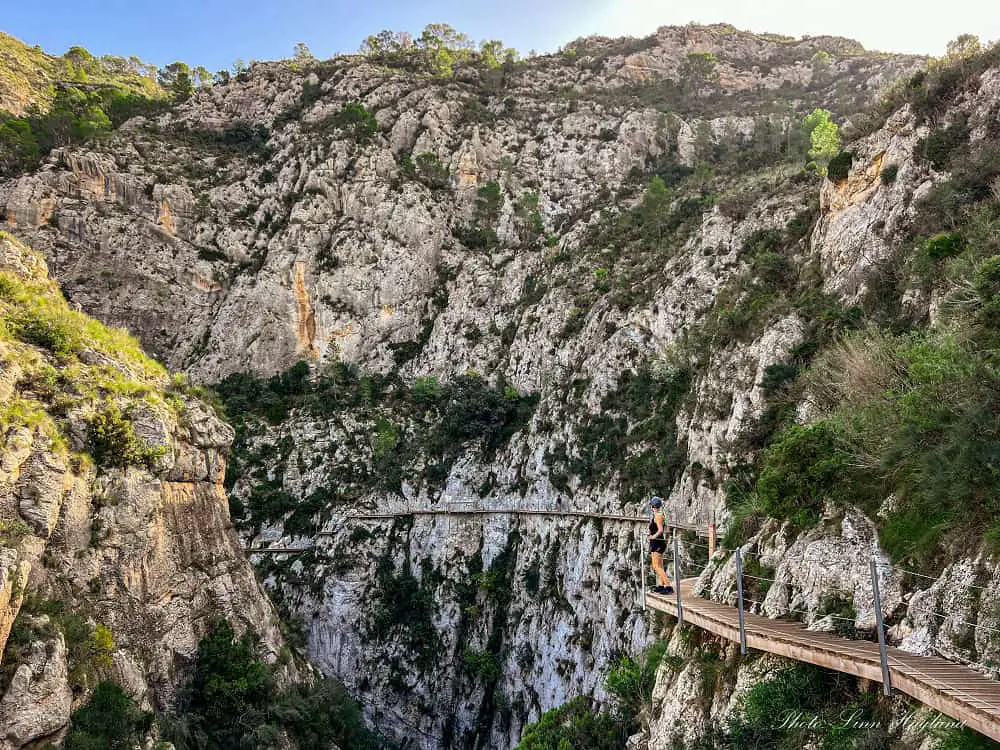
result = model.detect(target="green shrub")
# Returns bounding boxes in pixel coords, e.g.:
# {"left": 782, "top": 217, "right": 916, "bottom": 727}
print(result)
{"left": 722, "top": 489, "right": 767, "bottom": 549}
{"left": 212, "top": 121, "right": 270, "bottom": 155}
{"left": 760, "top": 363, "right": 799, "bottom": 395}
{"left": 918, "top": 119, "right": 970, "bottom": 170}
{"left": 165, "top": 619, "right": 381, "bottom": 750}
{"left": 604, "top": 640, "right": 667, "bottom": 726}
{"left": 568, "top": 366, "right": 691, "bottom": 506}
{"left": 463, "top": 648, "right": 502, "bottom": 682}
{"left": 817, "top": 593, "right": 857, "bottom": 637}
{"left": 14, "top": 313, "right": 78, "bottom": 355}
{"left": 331, "top": 102, "right": 378, "bottom": 142}
{"left": 368, "top": 556, "right": 440, "bottom": 667}
{"left": 414, "top": 152, "right": 450, "bottom": 189}
{"left": 89, "top": 624, "right": 114, "bottom": 669}
{"left": 751, "top": 251, "right": 793, "bottom": 286}
{"left": 452, "top": 224, "right": 499, "bottom": 249}
{"left": 182, "top": 620, "right": 273, "bottom": 747}
{"left": 475, "top": 181, "right": 503, "bottom": 225}
{"left": 756, "top": 422, "right": 874, "bottom": 528}
{"left": 924, "top": 232, "right": 967, "bottom": 261}
{"left": 974, "top": 256, "right": 1000, "bottom": 327}
{"left": 87, "top": 404, "right": 163, "bottom": 470}
{"left": 64, "top": 682, "right": 153, "bottom": 750}
{"left": 936, "top": 725, "right": 1000, "bottom": 750}
{"left": 728, "top": 665, "right": 868, "bottom": 750}
{"left": 0, "top": 116, "right": 41, "bottom": 176}
{"left": 515, "top": 696, "right": 621, "bottom": 750}
{"left": 826, "top": 151, "right": 853, "bottom": 181}
{"left": 742, "top": 557, "right": 774, "bottom": 598}
{"left": 880, "top": 163, "right": 899, "bottom": 184}
{"left": 0, "top": 518, "right": 32, "bottom": 546}
{"left": 274, "top": 678, "right": 381, "bottom": 750}
{"left": 410, "top": 376, "right": 441, "bottom": 401}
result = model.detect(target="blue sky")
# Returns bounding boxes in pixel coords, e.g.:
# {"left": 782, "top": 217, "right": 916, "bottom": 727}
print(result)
{"left": 5, "top": 0, "right": 999, "bottom": 72}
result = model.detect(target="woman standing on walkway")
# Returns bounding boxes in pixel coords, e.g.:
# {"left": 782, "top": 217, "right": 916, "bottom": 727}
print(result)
{"left": 648, "top": 496, "right": 672, "bottom": 594}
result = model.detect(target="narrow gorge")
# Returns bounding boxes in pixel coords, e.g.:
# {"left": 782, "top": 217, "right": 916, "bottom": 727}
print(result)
{"left": 2, "top": 19, "right": 1000, "bottom": 750}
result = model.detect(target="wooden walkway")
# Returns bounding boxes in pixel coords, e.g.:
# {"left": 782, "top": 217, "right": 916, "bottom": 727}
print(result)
{"left": 246, "top": 509, "right": 712, "bottom": 554}
{"left": 648, "top": 581, "right": 1000, "bottom": 742}
{"left": 319, "top": 508, "right": 710, "bottom": 536}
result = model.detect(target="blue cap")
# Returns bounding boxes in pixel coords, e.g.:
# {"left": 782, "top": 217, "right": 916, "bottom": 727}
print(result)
{"left": 650, "top": 496, "right": 663, "bottom": 508}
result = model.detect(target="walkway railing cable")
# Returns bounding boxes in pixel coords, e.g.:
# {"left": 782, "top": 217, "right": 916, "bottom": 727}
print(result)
{"left": 729, "top": 550, "right": 1000, "bottom": 642}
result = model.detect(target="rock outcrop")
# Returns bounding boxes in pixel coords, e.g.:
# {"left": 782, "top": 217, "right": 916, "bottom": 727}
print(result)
{"left": 0, "top": 233, "right": 288, "bottom": 745}
{"left": 5, "top": 22, "right": 995, "bottom": 750}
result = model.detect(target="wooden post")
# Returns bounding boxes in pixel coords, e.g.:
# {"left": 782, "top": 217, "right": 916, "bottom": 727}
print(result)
{"left": 673, "top": 529, "right": 683, "bottom": 625}
{"left": 871, "top": 556, "right": 892, "bottom": 696}
{"left": 708, "top": 519, "right": 717, "bottom": 558}
{"left": 735, "top": 548, "right": 747, "bottom": 656}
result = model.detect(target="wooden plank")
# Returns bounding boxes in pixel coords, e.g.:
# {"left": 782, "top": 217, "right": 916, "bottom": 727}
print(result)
{"left": 647, "top": 581, "right": 1000, "bottom": 742}
{"left": 318, "top": 509, "right": 709, "bottom": 536}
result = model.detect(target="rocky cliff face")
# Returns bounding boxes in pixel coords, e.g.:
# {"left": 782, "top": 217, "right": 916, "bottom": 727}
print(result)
{"left": 0, "top": 26, "right": 923, "bottom": 383}
{"left": 634, "top": 50, "right": 1000, "bottom": 749}
{"left": 0, "top": 232, "right": 287, "bottom": 747}
{"left": 2, "top": 22, "right": 982, "bottom": 750}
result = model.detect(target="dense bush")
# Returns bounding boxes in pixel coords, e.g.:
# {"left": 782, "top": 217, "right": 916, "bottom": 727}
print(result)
{"left": 174, "top": 619, "right": 274, "bottom": 748}
{"left": 728, "top": 665, "right": 881, "bottom": 749}
{"left": 413, "top": 151, "right": 450, "bottom": 189}
{"left": 515, "top": 696, "right": 623, "bottom": 750}
{"left": 64, "top": 682, "right": 153, "bottom": 750}
{"left": 331, "top": 102, "right": 378, "bottom": 142}
{"left": 760, "top": 362, "right": 799, "bottom": 396}
{"left": 452, "top": 223, "right": 499, "bottom": 249}
{"left": 880, "top": 163, "right": 899, "bottom": 184}
{"left": 780, "top": 330, "right": 1000, "bottom": 563}
{"left": 756, "top": 422, "right": 877, "bottom": 529}
{"left": 604, "top": 640, "right": 668, "bottom": 727}
{"left": 937, "top": 726, "right": 1000, "bottom": 750}
{"left": 14, "top": 312, "right": 78, "bottom": 355}
{"left": 166, "top": 619, "right": 382, "bottom": 750}
{"left": 463, "top": 648, "right": 502, "bottom": 682}
{"left": 973, "top": 256, "right": 1000, "bottom": 327}
{"left": 918, "top": 118, "right": 970, "bottom": 170}
{"left": 87, "top": 404, "right": 164, "bottom": 470}
{"left": 826, "top": 150, "right": 853, "bottom": 181}
{"left": 368, "top": 554, "right": 440, "bottom": 668}
{"left": 923, "top": 232, "right": 967, "bottom": 261}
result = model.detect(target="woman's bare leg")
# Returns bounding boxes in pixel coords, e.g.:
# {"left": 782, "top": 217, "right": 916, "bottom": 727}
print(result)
{"left": 651, "top": 553, "right": 668, "bottom": 587}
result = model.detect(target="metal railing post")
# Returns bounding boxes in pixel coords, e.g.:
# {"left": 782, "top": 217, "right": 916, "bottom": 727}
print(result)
{"left": 673, "top": 529, "right": 683, "bottom": 625}
{"left": 735, "top": 548, "right": 747, "bottom": 656}
{"left": 871, "top": 556, "right": 892, "bottom": 696}
{"left": 639, "top": 529, "right": 646, "bottom": 610}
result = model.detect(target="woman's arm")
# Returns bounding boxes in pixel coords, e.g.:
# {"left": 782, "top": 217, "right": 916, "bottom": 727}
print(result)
{"left": 655, "top": 513, "right": 665, "bottom": 538}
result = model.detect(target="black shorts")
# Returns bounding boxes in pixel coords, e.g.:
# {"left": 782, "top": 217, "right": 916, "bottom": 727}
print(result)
{"left": 650, "top": 539, "right": 666, "bottom": 554}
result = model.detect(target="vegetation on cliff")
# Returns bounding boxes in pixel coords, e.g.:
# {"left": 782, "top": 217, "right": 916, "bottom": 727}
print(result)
{"left": 726, "top": 40, "right": 1000, "bottom": 568}
{"left": 162, "top": 619, "right": 384, "bottom": 750}
{"left": 0, "top": 231, "right": 171, "bottom": 465}
{"left": 218, "top": 362, "right": 538, "bottom": 528}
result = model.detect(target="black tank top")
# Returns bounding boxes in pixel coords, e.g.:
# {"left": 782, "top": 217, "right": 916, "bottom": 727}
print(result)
{"left": 649, "top": 513, "right": 664, "bottom": 539}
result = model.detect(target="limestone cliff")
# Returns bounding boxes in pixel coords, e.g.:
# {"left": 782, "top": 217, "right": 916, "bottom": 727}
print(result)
{"left": 4, "top": 21, "right": 995, "bottom": 750}
{"left": 0, "top": 232, "right": 287, "bottom": 747}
